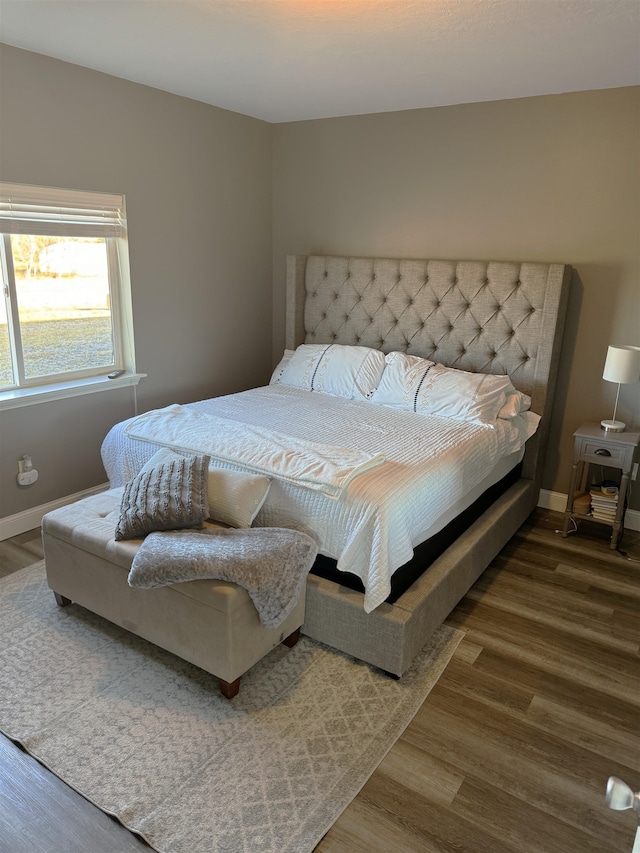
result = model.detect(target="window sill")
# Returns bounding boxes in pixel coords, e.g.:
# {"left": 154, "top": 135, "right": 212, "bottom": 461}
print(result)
{"left": 0, "top": 372, "right": 146, "bottom": 411}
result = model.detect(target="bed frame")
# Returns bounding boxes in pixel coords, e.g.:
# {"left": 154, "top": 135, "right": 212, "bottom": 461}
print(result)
{"left": 286, "top": 254, "right": 571, "bottom": 676}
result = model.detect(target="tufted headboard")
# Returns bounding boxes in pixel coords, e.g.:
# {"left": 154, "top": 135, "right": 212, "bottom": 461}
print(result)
{"left": 286, "top": 254, "right": 571, "bottom": 483}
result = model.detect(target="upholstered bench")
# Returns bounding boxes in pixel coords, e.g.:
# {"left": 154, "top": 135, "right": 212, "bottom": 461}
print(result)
{"left": 42, "top": 488, "right": 310, "bottom": 699}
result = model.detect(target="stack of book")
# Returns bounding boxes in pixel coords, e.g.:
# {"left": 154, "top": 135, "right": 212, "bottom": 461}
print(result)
{"left": 589, "top": 486, "right": 619, "bottom": 523}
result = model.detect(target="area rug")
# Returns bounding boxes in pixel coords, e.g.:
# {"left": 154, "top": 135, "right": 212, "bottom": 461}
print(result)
{"left": 0, "top": 562, "right": 462, "bottom": 853}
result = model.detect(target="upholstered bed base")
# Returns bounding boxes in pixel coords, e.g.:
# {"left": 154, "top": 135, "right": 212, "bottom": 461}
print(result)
{"left": 286, "top": 254, "right": 571, "bottom": 676}
{"left": 303, "top": 477, "right": 535, "bottom": 676}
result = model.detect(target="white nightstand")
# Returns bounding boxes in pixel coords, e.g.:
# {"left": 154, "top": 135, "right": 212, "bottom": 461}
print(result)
{"left": 563, "top": 422, "right": 640, "bottom": 549}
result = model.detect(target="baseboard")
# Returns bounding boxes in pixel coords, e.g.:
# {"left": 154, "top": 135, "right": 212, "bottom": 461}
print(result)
{"left": 538, "top": 488, "right": 640, "bottom": 532}
{"left": 3, "top": 484, "right": 639, "bottom": 541}
{"left": 0, "top": 483, "right": 110, "bottom": 541}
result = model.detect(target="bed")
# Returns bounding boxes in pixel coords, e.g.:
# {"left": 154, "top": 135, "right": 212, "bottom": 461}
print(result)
{"left": 102, "top": 254, "right": 571, "bottom": 676}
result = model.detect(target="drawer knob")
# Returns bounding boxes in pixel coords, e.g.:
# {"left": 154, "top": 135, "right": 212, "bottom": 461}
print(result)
{"left": 595, "top": 448, "right": 612, "bottom": 457}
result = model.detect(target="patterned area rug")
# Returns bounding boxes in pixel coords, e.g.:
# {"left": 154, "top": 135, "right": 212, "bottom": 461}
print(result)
{"left": 0, "top": 562, "right": 462, "bottom": 853}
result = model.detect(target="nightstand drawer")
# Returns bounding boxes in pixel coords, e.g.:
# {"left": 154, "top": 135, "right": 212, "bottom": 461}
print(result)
{"left": 579, "top": 439, "right": 628, "bottom": 467}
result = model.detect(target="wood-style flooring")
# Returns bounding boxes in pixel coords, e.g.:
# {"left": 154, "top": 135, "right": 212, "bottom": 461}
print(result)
{"left": 0, "top": 511, "right": 638, "bottom": 853}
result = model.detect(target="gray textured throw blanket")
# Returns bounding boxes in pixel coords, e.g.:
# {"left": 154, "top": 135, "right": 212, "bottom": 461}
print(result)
{"left": 128, "top": 527, "right": 318, "bottom": 628}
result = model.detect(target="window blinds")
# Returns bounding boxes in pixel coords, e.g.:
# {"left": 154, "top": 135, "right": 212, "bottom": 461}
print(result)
{"left": 0, "top": 182, "right": 126, "bottom": 238}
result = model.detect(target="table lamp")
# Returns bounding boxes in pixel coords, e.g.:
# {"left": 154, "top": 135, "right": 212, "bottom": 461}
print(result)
{"left": 601, "top": 345, "right": 640, "bottom": 433}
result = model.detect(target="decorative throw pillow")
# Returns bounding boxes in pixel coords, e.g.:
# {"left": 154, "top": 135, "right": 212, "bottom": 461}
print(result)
{"left": 207, "top": 467, "right": 271, "bottom": 528}
{"left": 274, "top": 343, "right": 386, "bottom": 400}
{"left": 115, "top": 451, "right": 210, "bottom": 540}
{"left": 371, "top": 351, "right": 514, "bottom": 425}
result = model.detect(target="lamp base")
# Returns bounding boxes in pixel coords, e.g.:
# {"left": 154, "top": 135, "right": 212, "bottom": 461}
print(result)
{"left": 601, "top": 419, "right": 626, "bottom": 433}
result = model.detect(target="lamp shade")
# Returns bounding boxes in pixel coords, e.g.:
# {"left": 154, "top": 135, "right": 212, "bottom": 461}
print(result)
{"left": 602, "top": 345, "right": 640, "bottom": 384}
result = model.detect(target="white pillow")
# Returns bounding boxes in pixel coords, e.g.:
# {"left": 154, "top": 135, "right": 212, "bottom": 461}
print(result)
{"left": 269, "top": 349, "right": 294, "bottom": 385}
{"left": 371, "top": 351, "right": 514, "bottom": 425}
{"left": 206, "top": 467, "right": 271, "bottom": 528}
{"left": 498, "top": 390, "right": 532, "bottom": 419}
{"left": 274, "top": 343, "right": 386, "bottom": 400}
{"left": 140, "top": 449, "right": 271, "bottom": 528}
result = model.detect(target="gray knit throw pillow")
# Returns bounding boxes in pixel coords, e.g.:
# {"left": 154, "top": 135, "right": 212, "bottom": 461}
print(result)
{"left": 115, "top": 453, "right": 210, "bottom": 541}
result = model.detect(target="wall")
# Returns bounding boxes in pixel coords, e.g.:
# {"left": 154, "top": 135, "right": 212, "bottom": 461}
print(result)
{"left": 0, "top": 45, "right": 273, "bottom": 521}
{"left": 272, "top": 87, "right": 640, "bottom": 506}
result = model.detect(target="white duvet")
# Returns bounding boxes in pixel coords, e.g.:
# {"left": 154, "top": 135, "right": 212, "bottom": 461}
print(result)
{"left": 102, "top": 385, "right": 538, "bottom": 612}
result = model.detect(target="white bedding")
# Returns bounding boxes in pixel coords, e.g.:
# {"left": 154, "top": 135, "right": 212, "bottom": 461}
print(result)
{"left": 124, "top": 404, "right": 385, "bottom": 497}
{"left": 101, "top": 385, "right": 538, "bottom": 612}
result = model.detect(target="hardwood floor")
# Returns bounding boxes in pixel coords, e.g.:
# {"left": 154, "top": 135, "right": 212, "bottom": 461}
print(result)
{"left": 1, "top": 512, "right": 639, "bottom": 852}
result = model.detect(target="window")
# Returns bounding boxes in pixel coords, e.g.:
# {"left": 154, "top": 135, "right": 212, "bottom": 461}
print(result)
{"left": 0, "top": 183, "right": 139, "bottom": 405}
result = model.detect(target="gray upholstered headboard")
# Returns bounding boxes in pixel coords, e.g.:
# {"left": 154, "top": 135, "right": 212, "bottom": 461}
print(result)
{"left": 286, "top": 254, "right": 571, "bottom": 483}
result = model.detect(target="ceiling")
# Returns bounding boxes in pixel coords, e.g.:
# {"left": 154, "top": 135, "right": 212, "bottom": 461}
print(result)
{"left": 1, "top": 0, "right": 638, "bottom": 123}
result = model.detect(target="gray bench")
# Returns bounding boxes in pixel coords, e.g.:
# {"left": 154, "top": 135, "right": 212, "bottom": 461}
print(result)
{"left": 42, "top": 488, "right": 307, "bottom": 698}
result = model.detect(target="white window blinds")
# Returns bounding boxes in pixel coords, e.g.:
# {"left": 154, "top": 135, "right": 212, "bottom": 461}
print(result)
{"left": 0, "top": 182, "right": 126, "bottom": 238}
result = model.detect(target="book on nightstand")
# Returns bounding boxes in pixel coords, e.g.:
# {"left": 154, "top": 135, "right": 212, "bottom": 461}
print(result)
{"left": 589, "top": 487, "right": 618, "bottom": 521}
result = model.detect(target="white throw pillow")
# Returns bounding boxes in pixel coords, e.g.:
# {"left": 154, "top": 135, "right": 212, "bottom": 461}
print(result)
{"left": 274, "top": 343, "right": 386, "bottom": 400}
{"left": 206, "top": 467, "right": 271, "bottom": 528}
{"left": 139, "top": 448, "right": 271, "bottom": 528}
{"left": 371, "top": 351, "right": 514, "bottom": 425}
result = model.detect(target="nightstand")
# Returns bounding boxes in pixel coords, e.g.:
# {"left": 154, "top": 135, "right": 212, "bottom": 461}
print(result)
{"left": 563, "top": 422, "right": 640, "bottom": 549}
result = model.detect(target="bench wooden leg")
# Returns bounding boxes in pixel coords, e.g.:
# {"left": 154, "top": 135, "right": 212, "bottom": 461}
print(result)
{"left": 53, "top": 592, "right": 72, "bottom": 607}
{"left": 282, "top": 627, "right": 301, "bottom": 648}
{"left": 219, "top": 677, "right": 241, "bottom": 700}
